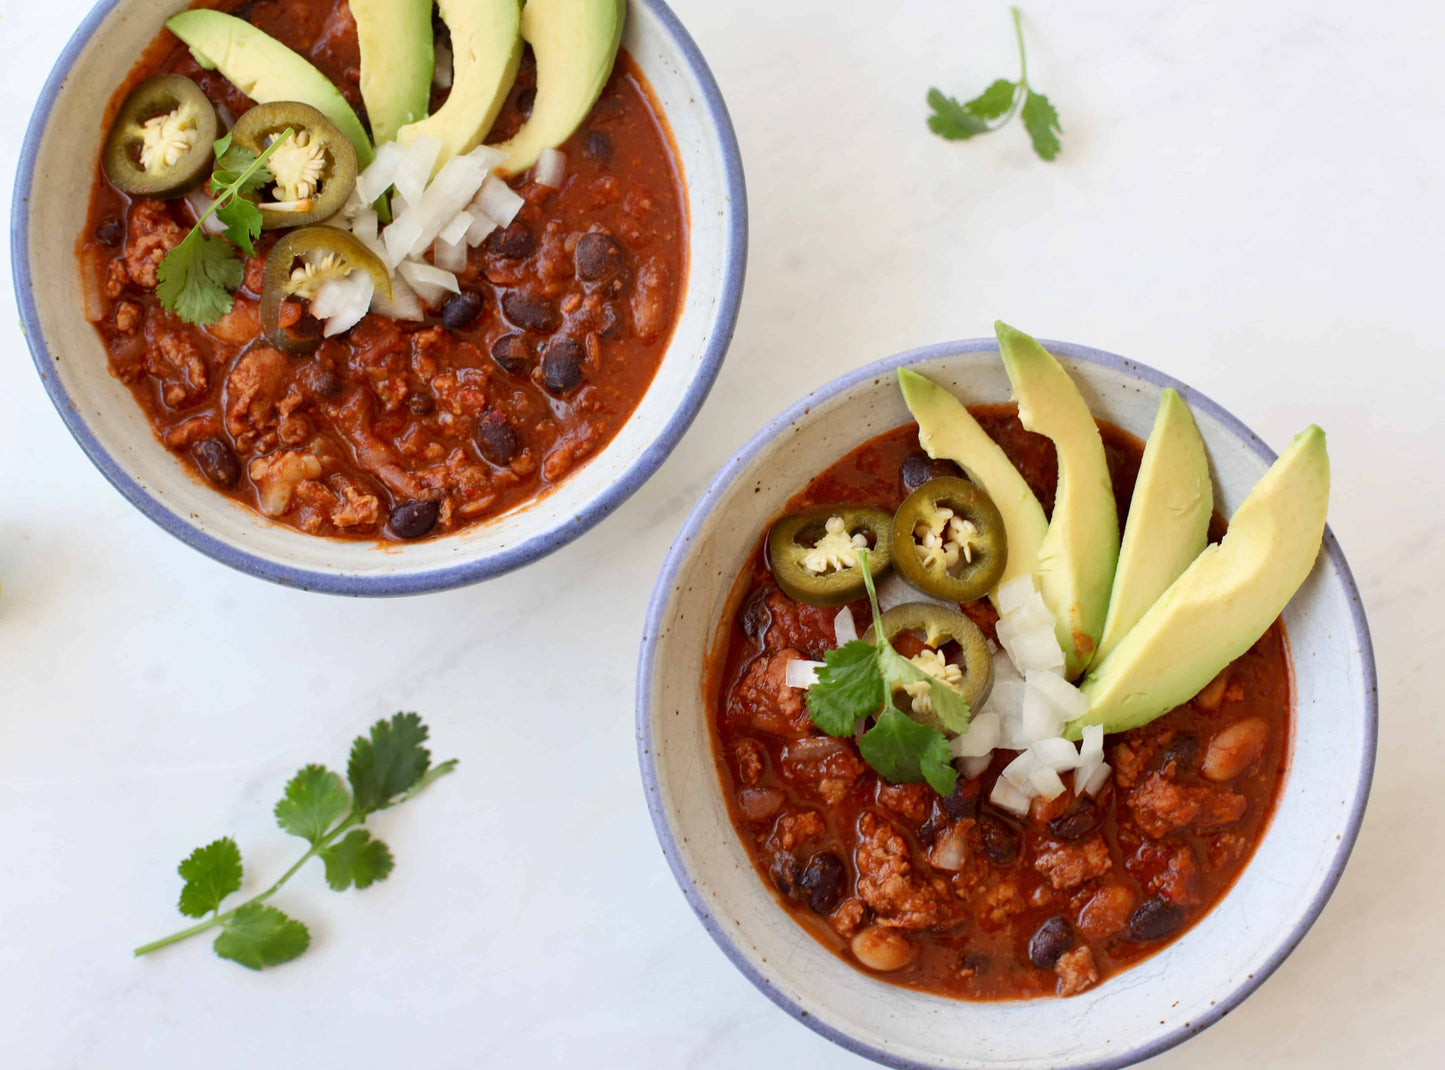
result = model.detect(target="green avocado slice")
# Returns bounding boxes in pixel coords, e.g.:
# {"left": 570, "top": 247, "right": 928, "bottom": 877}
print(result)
{"left": 494, "top": 0, "right": 626, "bottom": 177}
{"left": 1093, "top": 388, "right": 1212, "bottom": 666}
{"left": 351, "top": 0, "right": 435, "bottom": 146}
{"left": 165, "top": 10, "right": 373, "bottom": 167}
{"left": 397, "top": 0, "right": 522, "bottom": 172}
{"left": 996, "top": 322, "right": 1120, "bottom": 680}
{"left": 898, "top": 368, "right": 1049, "bottom": 609}
{"left": 1070, "top": 426, "right": 1329, "bottom": 739}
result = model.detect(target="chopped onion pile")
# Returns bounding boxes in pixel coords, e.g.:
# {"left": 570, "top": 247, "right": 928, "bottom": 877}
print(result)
{"left": 995, "top": 575, "right": 1066, "bottom": 676}
{"left": 535, "top": 147, "right": 567, "bottom": 189}
{"left": 833, "top": 608, "right": 858, "bottom": 646}
{"left": 875, "top": 572, "right": 957, "bottom": 614}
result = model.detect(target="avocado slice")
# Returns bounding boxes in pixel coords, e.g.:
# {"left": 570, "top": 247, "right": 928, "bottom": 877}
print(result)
{"left": 351, "top": 0, "right": 435, "bottom": 146}
{"left": 397, "top": 0, "right": 522, "bottom": 171}
{"left": 165, "top": 10, "right": 374, "bottom": 167}
{"left": 898, "top": 368, "right": 1049, "bottom": 608}
{"left": 1093, "top": 389, "right": 1212, "bottom": 666}
{"left": 494, "top": 0, "right": 626, "bottom": 177}
{"left": 996, "top": 322, "right": 1120, "bottom": 680}
{"left": 1070, "top": 426, "right": 1329, "bottom": 739}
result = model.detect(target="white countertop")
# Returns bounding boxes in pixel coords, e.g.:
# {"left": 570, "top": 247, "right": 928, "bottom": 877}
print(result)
{"left": 2, "top": 1, "right": 1441, "bottom": 1066}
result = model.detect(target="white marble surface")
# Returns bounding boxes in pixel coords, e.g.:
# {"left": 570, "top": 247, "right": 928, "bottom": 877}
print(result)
{"left": 1, "top": 1, "right": 1440, "bottom": 1066}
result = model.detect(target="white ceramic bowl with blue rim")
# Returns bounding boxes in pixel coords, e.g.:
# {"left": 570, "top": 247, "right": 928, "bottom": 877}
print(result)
{"left": 12, "top": 0, "right": 746, "bottom": 595}
{"left": 637, "top": 339, "right": 1376, "bottom": 1069}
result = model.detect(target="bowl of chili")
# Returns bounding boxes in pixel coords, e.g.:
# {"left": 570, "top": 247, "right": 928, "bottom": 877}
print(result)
{"left": 13, "top": 0, "right": 745, "bottom": 595}
{"left": 637, "top": 339, "right": 1376, "bottom": 1068}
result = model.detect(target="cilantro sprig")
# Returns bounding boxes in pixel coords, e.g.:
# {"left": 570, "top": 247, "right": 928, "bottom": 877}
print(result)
{"left": 134, "top": 713, "right": 456, "bottom": 971}
{"left": 805, "top": 549, "right": 967, "bottom": 796}
{"left": 926, "top": 6, "right": 1062, "bottom": 161}
{"left": 155, "top": 128, "right": 293, "bottom": 326}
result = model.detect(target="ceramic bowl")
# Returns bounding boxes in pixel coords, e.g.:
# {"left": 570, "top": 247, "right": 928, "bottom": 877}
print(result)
{"left": 12, "top": 0, "right": 745, "bottom": 595}
{"left": 637, "top": 339, "right": 1376, "bottom": 1069}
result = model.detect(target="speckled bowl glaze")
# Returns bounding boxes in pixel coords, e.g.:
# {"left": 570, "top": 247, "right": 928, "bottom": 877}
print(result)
{"left": 13, "top": 0, "right": 745, "bottom": 595}
{"left": 637, "top": 340, "right": 1376, "bottom": 1069}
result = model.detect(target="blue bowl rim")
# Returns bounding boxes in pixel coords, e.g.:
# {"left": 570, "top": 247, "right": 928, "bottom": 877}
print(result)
{"left": 635, "top": 337, "right": 1378, "bottom": 1070}
{"left": 11, "top": 0, "right": 748, "bottom": 597}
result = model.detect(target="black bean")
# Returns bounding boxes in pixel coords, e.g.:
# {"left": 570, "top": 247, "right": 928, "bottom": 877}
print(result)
{"left": 1048, "top": 799, "right": 1103, "bottom": 842}
{"left": 959, "top": 953, "right": 991, "bottom": 975}
{"left": 96, "top": 217, "right": 125, "bottom": 247}
{"left": 583, "top": 130, "right": 613, "bottom": 163}
{"left": 501, "top": 289, "right": 560, "bottom": 332}
{"left": 191, "top": 437, "right": 240, "bottom": 488}
{"left": 488, "top": 221, "right": 536, "bottom": 260}
{"left": 770, "top": 855, "right": 799, "bottom": 897}
{"left": 475, "top": 411, "right": 518, "bottom": 465}
{"left": 541, "top": 338, "right": 585, "bottom": 395}
{"left": 575, "top": 232, "right": 626, "bottom": 282}
{"left": 390, "top": 499, "right": 439, "bottom": 540}
{"left": 1161, "top": 735, "right": 1199, "bottom": 773}
{"left": 939, "top": 775, "right": 979, "bottom": 820}
{"left": 799, "top": 852, "right": 847, "bottom": 915}
{"left": 979, "top": 815, "right": 1020, "bottom": 866}
{"left": 491, "top": 332, "right": 533, "bottom": 375}
{"left": 310, "top": 369, "right": 342, "bottom": 399}
{"left": 515, "top": 86, "right": 536, "bottom": 119}
{"left": 1128, "top": 898, "right": 1185, "bottom": 942}
{"left": 901, "top": 453, "right": 966, "bottom": 495}
{"left": 740, "top": 588, "right": 772, "bottom": 638}
{"left": 407, "top": 393, "right": 434, "bottom": 416}
{"left": 439, "top": 290, "right": 483, "bottom": 331}
{"left": 1028, "top": 916, "right": 1075, "bottom": 968}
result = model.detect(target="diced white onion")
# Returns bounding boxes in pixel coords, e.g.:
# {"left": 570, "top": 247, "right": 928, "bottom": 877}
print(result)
{"left": 989, "top": 776, "right": 1034, "bottom": 816}
{"left": 1030, "top": 736, "right": 1081, "bottom": 773}
{"left": 465, "top": 144, "right": 508, "bottom": 171}
{"left": 833, "top": 608, "right": 858, "bottom": 647}
{"left": 929, "top": 824, "right": 969, "bottom": 871}
{"left": 432, "top": 236, "right": 468, "bottom": 273}
{"left": 472, "top": 174, "right": 524, "bottom": 227}
{"left": 1027, "top": 670, "right": 1091, "bottom": 722}
{"left": 382, "top": 210, "right": 425, "bottom": 268}
{"left": 1081, "top": 761, "right": 1112, "bottom": 797}
{"left": 397, "top": 260, "right": 459, "bottom": 307}
{"left": 369, "top": 270, "right": 425, "bottom": 321}
{"left": 356, "top": 140, "right": 406, "bottom": 203}
{"left": 402, "top": 154, "right": 491, "bottom": 257}
{"left": 950, "top": 710, "right": 1000, "bottom": 758}
{"left": 311, "top": 271, "right": 375, "bottom": 337}
{"left": 184, "top": 190, "right": 226, "bottom": 235}
{"left": 395, "top": 134, "right": 443, "bottom": 204}
{"left": 432, "top": 40, "right": 453, "bottom": 89}
{"left": 995, "top": 575, "right": 1037, "bottom": 616}
{"left": 1029, "top": 764, "right": 1068, "bottom": 800}
{"left": 1074, "top": 725, "right": 1106, "bottom": 794}
{"left": 783, "top": 659, "right": 824, "bottom": 690}
{"left": 465, "top": 211, "right": 498, "bottom": 246}
{"left": 1001, "top": 749, "right": 1039, "bottom": 788}
{"left": 1020, "top": 683, "right": 1065, "bottom": 744}
{"left": 351, "top": 206, "right": 379, "bottom": 244}
{"left": 959, "top": 754, "right": 993, "bottom": 779}
{"left": 875, "top": 572, "right": 956, "bottom": 614}
{"left": 535, "top": 146, "right": 566, "bottom": 188}
{"left": 439, "top": 209, "right": 473, "bottom": 246}
{"left": 1005, "top": 626, "right": 1066, "bottom": 676}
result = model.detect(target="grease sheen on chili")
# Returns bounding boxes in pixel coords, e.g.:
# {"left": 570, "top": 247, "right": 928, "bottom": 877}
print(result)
{"left": 80, "top": 0, "right": 687, "bottom": 540}
{"left": 709, "top": 409, "right": 1291, "bottom": 1000}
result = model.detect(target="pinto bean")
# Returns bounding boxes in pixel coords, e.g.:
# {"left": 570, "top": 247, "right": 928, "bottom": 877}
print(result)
{"left": 1201, "top": 717, "right": 1271, "bottom": 782}
{"left": 1195, "top": 670, "right": 1230, "bottom": 711}
{"left": 851, "top": 926, "right": 918, "bottom": 972}
{"left": 737, "top": 786, "right": 784, "bottom": 822}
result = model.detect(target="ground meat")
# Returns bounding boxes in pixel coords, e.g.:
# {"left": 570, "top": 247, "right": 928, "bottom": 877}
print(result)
{"left": 1128, "top": 842, "right": 1203, "bottom": 907}
{"left": 1128, "top": 772, "right": 1249, "bottom": 839}
{"left": 760, "top": 587, "right": 843, "bottom": 659}
{"left": 855, "top": 812, "right": 950, "bottom": 931}
{"left": 829, "top": 897, "right": 867, "bottom": 939}
{"left": 767, "top": 809, "right": 826, "bottom": 853}
{"left": 248, "top": 450, "right": 323, "bottom": 516}
{"left": 727, "top": 651, "right": 813, "bottom": 739}
{"left": 225, "top": 346, "right": 291, "bottom": 449}
{"left": 1111, "top": 739, "right": 1156, "bottom": 790}
{"left": 876, "top": 782, "right": 932, "bottom": 824}
{"left": 733, "top": 739, "right": 765, "bottom": 787}
{"left": 162, "top": 415, "right": 220, "bottom": 450}
{"left": 783, "top": 746, "right": 867, "bottom": 805}
{"left": 122, "top": 199, "right": 185, "bottom": 288}
{"left": 1054, "top": 946, "right": 1099, "bottom": 997}
{"left": 1078, "top": 883, "right": 1136, "bottom": 941}
{"left": 328, "top": 475, "right": 381, "bottom": 529}
{"left": 1033, "top": 836, "right": 1113, "bottom": 890}
{"left": 114, "top": 301, "right": 142, "bottom": 334}
{"left": 974, "top": 880, "right": 1025, "bottom": 930}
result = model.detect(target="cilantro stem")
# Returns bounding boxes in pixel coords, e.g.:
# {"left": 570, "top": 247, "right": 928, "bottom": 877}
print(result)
{"left": 856, "top": 547, "right": 890, "bottom": 649}
{"left": 1012, "top": 6, "right": 1028, "bottom": 87}
{"left": 133, "top": 810, "right": 361, "bottom": 957}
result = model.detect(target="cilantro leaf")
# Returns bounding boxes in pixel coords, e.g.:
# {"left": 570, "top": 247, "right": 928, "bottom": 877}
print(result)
{"left": 176, "top": 837, "right": 243, "bottom": 918}
{"left": 878, "top": 646, "right": 972, "bottom": 734}
{"left": 155, "top": 231, "right": 243, "bottom": 325}
{"left": 926, "top": 88, "right": 988, "bottom": 140}
{"left": 212, "top": 903, "right": 310, "bottom": 970}
{"left": 215, "top": 196, "right": 263, "bottom": 256}
{"left": 211, "top": 134, "right": 271, "bottom": 194}
{"left": 858, "top": 704, "right": 958, "bottom": 796}
{"left": 319, "top": 830, "right": 395, "bottom": 891}
{"left": 965, "top": 78, "right": 1019, "bottom": 120}
{"left": 348, "top": 712, "right": 433, "bottom": 813}
{"left": 1021, "top": 90, "right": 1062, "bottom": 160}
{"left": 807, "top": 640, "right": 884, "bottom": 736}
{"left": 274, "top": 765, "right": 351, "bottom": 845}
